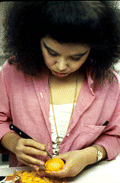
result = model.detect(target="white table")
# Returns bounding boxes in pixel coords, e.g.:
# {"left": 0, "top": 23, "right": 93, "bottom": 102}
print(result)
{"left": 68, "top": 154, "right": 120, "bottom": 183}
{"left": 0, "top": 154, "right": 120, "bottom": 183}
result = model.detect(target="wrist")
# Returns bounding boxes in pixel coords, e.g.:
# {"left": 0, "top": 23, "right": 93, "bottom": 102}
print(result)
{"left": 84, "top": 146, "right": 98, "bottom": 165}
{"left": 84, "top": 145, "right": 107, "bottom": 166}
{"left": 1, "top": 132, "right": 21, "bottom": 153}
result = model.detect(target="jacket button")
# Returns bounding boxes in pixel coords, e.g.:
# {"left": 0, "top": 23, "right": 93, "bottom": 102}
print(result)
{"left": 67, "top": 133, "right": 70, "bottom": 137}
{"left": 40, "top": 93, "right": 43, "bottom": 98}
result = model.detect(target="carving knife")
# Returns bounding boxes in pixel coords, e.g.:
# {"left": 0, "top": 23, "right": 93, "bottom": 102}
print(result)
{"left": 9, "top": 124, "right": 52, "bottom": 159}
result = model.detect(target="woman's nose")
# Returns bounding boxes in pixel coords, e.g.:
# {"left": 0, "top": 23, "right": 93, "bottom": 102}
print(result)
{"left": 56, "top": 58, "right": 68, "bottom": 71}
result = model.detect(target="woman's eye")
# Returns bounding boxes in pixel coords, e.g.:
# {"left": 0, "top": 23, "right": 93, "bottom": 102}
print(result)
{"left": 47, "top": 49, "right": 82, "bottom": 60}
{"left": 48, "top": 50, "right": 58, "bottom": 57}
{"left": 70, "top": 57, "right": 81, "bottom": 61}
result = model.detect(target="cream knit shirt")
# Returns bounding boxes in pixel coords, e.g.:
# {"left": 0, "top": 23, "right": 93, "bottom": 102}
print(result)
{"left": 49, "top": 103, "right": 74, "bottom": 156}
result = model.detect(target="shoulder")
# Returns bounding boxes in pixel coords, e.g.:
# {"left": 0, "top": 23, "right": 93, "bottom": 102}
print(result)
{"left": 101, "top": 70, "right": 120, "bottom": 96}
{"left": 110, "top": 70, "right": 120, "bottom": 90}
{"left": 0, "top": 59, "right": 49, "bottom": 83}
{"left": 92, "top": 70, "right": 120, "bottom": 100}
{"left": 0, "top": 59, "right": 28, "bottom": 84}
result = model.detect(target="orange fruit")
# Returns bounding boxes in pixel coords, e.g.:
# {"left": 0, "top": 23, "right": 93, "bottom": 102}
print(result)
{"left": 45, "top": 158, "right": 65, "bottom": 172}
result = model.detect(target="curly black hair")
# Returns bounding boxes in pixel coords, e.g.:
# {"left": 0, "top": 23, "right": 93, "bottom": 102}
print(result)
{"left": 2, "top": 1, "right": 120, "bottom": 83}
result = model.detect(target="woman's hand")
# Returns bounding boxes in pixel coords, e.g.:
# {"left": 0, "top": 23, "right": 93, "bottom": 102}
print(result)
{"left": 47, "top": 149, "right": 90, "bottom": 178}
{"left": 13, "top": 138, "right": 47, "bottom": 170}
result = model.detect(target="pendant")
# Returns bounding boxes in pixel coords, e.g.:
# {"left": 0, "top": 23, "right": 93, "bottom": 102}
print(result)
{"left": 55, "top": 149, "right": 59, "bottom": 155}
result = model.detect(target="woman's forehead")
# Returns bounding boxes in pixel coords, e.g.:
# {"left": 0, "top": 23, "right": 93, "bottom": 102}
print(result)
{"left": 41, "top": 37, "right": 91, "bottom": 52}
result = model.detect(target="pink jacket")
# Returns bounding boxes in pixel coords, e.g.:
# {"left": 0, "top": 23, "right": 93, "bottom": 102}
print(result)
{"left": 0, "top": 61, "right": 120, "bottom": 167}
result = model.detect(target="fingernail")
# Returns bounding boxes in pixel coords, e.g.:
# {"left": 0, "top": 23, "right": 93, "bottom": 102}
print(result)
{"left": 41, "top": 161, "right": 44, "bottom": 166}
{"left": 44, "top": 152, "right": 47, "bottom": 157}
{"left": 41, "top": 145, "right": 45, "bottom": 150}
{"left": 34, "top": 166, "right": 39, "bottom": 171}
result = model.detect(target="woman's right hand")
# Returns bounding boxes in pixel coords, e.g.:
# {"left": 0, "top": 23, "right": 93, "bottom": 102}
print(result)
{"left": 13, "top": 138, "right": 47, "bottom": 170}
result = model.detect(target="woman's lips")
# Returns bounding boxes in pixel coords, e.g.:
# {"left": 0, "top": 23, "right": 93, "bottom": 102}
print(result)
{"left": 53, "top": 71, "right": 68, "bottom": 77}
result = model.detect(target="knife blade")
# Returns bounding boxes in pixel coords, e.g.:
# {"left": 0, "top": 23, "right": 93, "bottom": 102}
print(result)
{"left": 9, "top": 124, "right": 52, "bottom": 159}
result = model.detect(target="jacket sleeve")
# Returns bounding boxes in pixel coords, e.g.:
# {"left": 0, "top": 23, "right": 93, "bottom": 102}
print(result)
{"left": 94, "top": 89, "right": 120, "bottom": 160}
{"left": 0, "top": 63, "right": 13, "bottom": 153}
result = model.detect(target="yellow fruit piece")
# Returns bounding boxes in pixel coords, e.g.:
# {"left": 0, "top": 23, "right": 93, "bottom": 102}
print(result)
{"left": 38, "top": 180, "right": 47, "bottom": 183}
{"left": 45, "top": 158, "right": 65, "bottom": 171}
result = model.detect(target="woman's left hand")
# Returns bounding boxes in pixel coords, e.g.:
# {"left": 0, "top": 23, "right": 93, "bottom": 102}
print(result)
{"left": 47, "top": 149, "right": 89, "bottom": 178}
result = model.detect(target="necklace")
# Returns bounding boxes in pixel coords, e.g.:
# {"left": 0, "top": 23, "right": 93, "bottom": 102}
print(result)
{"left": 49, "top": 72, "right": 78, "bottom": 152}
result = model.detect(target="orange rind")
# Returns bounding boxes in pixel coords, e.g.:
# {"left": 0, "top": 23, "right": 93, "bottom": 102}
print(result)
{"left": 45, "top": 158, "right": 65, "bottom": 172}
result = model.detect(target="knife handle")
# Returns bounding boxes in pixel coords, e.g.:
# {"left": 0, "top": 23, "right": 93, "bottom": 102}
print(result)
{"left": 9, "top": 124, "right": 32, "bottom": 139}
{"left": 9, "top": 124, "right": 52, "bottom": 159}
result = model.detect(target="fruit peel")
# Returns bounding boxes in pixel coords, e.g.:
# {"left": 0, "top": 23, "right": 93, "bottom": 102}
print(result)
{"left": 45, "top": 158, "right": 65, "bottom": 172}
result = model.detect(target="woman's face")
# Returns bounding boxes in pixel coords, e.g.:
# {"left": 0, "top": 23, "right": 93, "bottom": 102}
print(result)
{"left": 40, "top": 37, "right": 91, "bottom": 78}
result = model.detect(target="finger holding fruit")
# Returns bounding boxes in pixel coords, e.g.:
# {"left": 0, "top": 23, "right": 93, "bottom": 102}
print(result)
{"left": 45, "top": 150, "right": 88, "bottom": 178}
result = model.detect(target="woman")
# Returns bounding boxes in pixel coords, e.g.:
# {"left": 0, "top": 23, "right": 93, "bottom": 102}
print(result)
{"left": 0, "top": 1, "right": 120, "bottom": 178}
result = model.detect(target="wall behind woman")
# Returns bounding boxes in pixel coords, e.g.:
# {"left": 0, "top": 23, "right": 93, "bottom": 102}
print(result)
{"left": 0, "top": 1, "right": 8, "bottom": 66}
{"left": 0, "top": 3, "right": 11, "bottom": 164}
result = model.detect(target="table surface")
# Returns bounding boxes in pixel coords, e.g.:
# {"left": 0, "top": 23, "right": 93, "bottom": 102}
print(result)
{"left": 0, "top": 154, "right": 120, "bottom": 183}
